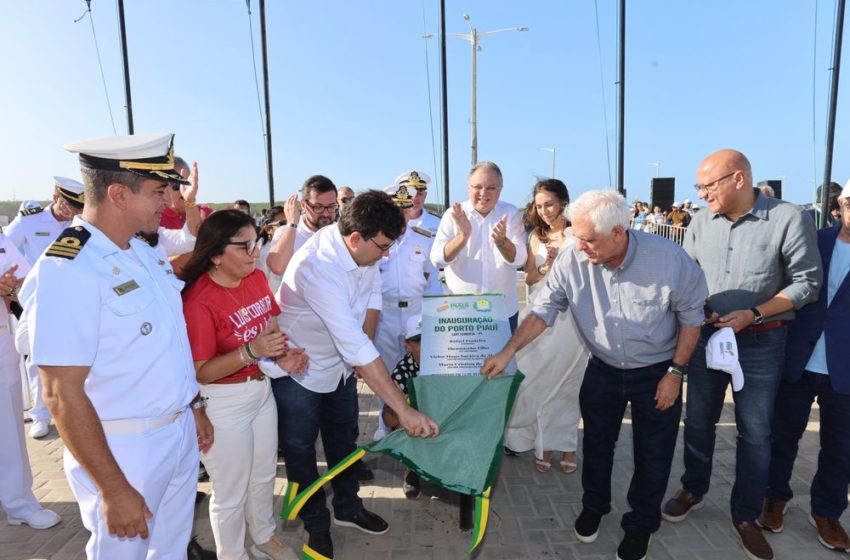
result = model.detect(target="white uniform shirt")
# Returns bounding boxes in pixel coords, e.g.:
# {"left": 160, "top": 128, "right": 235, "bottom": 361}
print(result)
{"left": 19, "top": 217, "right": 198, "bottom": 421}
{"left": 4, "top": 206, "right": 67, "bottom": 265}
{"left": 378, "top": 226, "right": 438, "bottom": 302}
{"left": 408, "top": 208, "right": 441, "bottom": 236}
{"left": 276, "top": 226, "right": 382, "bottom": 393}
{"left": 0, "top": 232, "right": 31, "bottom": 346}
{"left": 430, "top": 199, "right": 528, "bottom": 316}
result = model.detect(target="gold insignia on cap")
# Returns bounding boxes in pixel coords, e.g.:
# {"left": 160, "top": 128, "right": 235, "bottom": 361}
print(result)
{"left": 401, "top": 171, "right": 427, "bottom": 189}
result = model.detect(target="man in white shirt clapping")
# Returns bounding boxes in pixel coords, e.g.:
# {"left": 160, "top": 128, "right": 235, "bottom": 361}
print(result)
{"left": 430, "top": 161, "right": 528, "bottom": 330}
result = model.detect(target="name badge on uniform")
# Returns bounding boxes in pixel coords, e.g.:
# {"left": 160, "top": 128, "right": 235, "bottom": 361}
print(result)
{"left": 113, "top": 279, "right": 140, "bottom": 296}
{"left": 35, "top": 231, "right": 51, "bottom": 236}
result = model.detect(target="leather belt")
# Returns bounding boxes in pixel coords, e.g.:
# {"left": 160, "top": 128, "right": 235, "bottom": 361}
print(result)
{"left": 101, "top": 410, "right": 183, "bottom": 435}
{"left": 384, "top": 299, "right": 410, "bottom": 308}
{"left": 745, "top": 319, "right": 790, "bottom": 334}
{"left": 215, "top": 372, "right": 266, "bottom": 384}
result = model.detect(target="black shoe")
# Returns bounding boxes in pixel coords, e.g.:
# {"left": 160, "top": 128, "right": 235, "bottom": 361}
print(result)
{"left": 307, "top": 530, "right": 334, "bottom": 559}
{"left": 198, "top": 463, "right": 209, "bottom": 483}
{"left": 350, "top": 459, "right": 374, "bottom": 482}
{"left": 574, "top": 509, "right": 602, "bottom": 543}
{"left": 617, "top": 531, "right": 651, "bottom": 560}
{"left": 187, "top": 535, "right": 217, "bottom": 560}
{"left": 334, "top": 509, "right": 389, "bottom": 535}
{"left": 403, "top": 470, "right": 421, "bottom": 499}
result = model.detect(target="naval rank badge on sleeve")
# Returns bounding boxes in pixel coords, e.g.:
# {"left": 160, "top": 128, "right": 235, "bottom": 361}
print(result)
{"left": 45, "top": 226, "right": 91, "bottom": 260}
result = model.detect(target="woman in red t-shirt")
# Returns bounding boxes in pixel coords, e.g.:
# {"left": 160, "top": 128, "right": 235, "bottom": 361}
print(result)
{"left": 181, "top": 210, "right": 305, "bottom": 560}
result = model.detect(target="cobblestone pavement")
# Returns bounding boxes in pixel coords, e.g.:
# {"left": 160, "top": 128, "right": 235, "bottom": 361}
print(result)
{"left": 2, "top": 381, "right": 845, "bottom": 560}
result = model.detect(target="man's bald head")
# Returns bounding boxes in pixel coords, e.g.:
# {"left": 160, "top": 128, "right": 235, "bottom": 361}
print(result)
{"left": 698, "top": 149, "right": 753, "bottom": 188}
{"left": 695, "top": 149, "right": 757, "bottom": 218}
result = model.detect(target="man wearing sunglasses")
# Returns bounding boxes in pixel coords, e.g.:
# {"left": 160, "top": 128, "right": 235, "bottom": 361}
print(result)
{"left": 337, "top": 186, "right": 355, "bottom": 216}
{"left": 4, "top": 176, "right": 84, "bottom": 439}
{"left": 663, "top": 149, "right": 821, "bottom": 560}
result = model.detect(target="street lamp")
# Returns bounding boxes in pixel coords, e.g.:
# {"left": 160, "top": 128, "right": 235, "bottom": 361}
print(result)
{"left": 424, "top": 15, "right": 528, "bottom": 165}
{"left": 540, "top": 147, "right": 556, "bottom": 178}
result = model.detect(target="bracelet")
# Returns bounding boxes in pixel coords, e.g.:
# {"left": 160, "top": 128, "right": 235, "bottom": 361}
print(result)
{"left": 237, "top": 345, "right": 251, "bottom": 366}
{"left": 184, "top": 201, "right": 197, "bottom": 208}
{"left": 244, "top": 342, "right": 259, "bottom": 361}
{"left": 287, "top": 222, "right": 298, "bottom": 228}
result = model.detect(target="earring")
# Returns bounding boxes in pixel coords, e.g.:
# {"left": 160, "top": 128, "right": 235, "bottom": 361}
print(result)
{"left": 213, "top": 261, "right": 219, "bottom": 271}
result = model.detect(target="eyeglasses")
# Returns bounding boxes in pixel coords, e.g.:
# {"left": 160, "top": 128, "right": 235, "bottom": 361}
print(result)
{"left": 304, "top": 201, "right": 339, "bottom": 214}
{"left": 227, "top": 238, "right": 263, "bottom": 255}
{"left": 339, "top": 197, "right": 354, "bottom": 204}
{"left": 694, "top": 171, "right": 737, "bottom": 193}
{"left": 368, "top": 237, "right": 394, "bottom": 252}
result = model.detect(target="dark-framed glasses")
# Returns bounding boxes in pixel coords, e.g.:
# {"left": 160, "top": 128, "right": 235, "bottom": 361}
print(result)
{"left": 304, "top": 201, "right": 339, "bottom": 214}
{"left": 694, "top": 171, "right": 737, "bottom": 193}
{"left": 227, "top": 238, "right": 263, "bottom": 255}
{"left": 369, "top": 237, "right": 394, "bottom": 252}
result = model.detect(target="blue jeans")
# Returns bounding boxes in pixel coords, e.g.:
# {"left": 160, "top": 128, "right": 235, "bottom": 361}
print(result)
{"left": 580, "top": 357, "right": 681, "bottom": 533}
{"left": 681, "top": 325, "right": 787, "bottom": 523}
{"left": 272, "top": 375, "right": 362, "bottom": 534}
{"left": 766, "top": 371, "right": 850, "bottom": 519}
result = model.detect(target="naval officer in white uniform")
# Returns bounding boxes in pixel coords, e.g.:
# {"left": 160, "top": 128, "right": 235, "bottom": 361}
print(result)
{"left": 0, "top": 232, "right": 62, "bottom": 531}
{"left": 20, "top": 133, "right": 214, "bottom": 560}
{"left": 5, "top": 176, "right": 85, "bottom": 438}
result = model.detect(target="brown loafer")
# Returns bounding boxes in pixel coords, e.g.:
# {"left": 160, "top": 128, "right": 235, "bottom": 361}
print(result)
{"left": 733, "top": 521, "right": 774, "bottom": 560}
{"left": 661, "top": 488, "right": 704, "bottom": 523}
{"left": 809, "top": 512, "right": 850, "bottom": 551}
{"left": 756, "top": 498, "right": 787, "bottom": 533}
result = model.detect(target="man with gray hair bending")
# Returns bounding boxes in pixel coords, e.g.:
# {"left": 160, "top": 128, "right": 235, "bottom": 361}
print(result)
{"left": 482, "top": 190, "right": 707, "bottom": 560}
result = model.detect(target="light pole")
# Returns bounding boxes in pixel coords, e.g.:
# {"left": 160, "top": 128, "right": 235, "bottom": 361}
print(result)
{"left": 540, "top": 147, "right": 556, "bottom": 178}
{"left": 424, "top": 14, "right": 527, "bottom": 165}
{"left": 648, "top": 162, "right": 660, "bottom": 177}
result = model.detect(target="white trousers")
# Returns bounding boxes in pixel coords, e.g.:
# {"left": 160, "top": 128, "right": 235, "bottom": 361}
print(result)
{"left": 25, "top": 357, "right": 51, "bottom": 423}
{"left": 200, "top": 378, "right": 278, "bottom": 560}
{"left": 0, "top": 329, "right": 41, "bottom": 519}
{"left": 65, "top": 409, "right": 199, "bottom": 560}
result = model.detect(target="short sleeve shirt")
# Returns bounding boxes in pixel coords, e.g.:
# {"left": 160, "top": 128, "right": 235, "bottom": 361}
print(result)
{"left": 183, "top": 268, "right": 280, "bottom": 383}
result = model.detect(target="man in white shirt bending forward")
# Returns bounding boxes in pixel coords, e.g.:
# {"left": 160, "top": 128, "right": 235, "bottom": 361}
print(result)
{"left": 275, "top": 190, "right": 440, "bottom": 559}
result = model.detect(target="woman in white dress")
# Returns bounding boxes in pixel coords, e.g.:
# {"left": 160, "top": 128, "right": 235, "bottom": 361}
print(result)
{"left": 505, "top": 179, "right": 589, "bottom": 474}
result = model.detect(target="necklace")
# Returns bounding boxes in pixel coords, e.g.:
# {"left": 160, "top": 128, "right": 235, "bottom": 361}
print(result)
{"left": 211, "top": 271, "right": 249, "bottom": 316}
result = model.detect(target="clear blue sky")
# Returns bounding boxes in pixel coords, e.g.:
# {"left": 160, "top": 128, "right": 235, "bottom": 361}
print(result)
{"left": 2, "top": 1, "right": 850, "bottom": 207}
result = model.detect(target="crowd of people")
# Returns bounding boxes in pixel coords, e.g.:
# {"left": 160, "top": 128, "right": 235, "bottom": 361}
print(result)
{"left": 0, "top": 138, "right": 847, "bottom": 560}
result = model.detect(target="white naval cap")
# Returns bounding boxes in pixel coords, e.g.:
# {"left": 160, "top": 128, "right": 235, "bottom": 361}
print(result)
{"left": 53, "top": 176, "right": 85, "bottom": 208}
{"left": 404, "top": 314, "right": 422, "bottom": 340}
{"left": 18, "top": 200, "right": 41, "bottom": 212}
{"left": 671, "top": 201, "right": 681, "bottom": 208}
{"left": 63, "top": 132, "right": 189, "bottom": 185}
{"left": 842, "top": 179, "right": 850, "bottom": 199}
{"left": 384, "top": 183, "right": 415, "bottom": 209}
{"left": 395, "top": 170, "right": 431, "bottom": 190}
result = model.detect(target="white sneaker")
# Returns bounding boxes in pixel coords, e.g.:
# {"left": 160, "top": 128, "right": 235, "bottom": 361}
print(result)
{"left": 29, "top": 420, "right": 49, "bottom": 439}
{"left": 373, "top": 426, "right": 390, "bottom": 442}
{"left": 250, "top": 535, "right": 298, "bottom": 560}
{"left": 7, "top": 508, "right": 61, "bottom": 530}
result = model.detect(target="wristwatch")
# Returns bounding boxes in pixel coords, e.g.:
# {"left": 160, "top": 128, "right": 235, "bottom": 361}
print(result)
{"left": 750, "top": 307, "right": 764, "bottom": 326}
{"left": 191, "top": 397, "right": 208, "bottom": 410}
{"left": 667, "top": 362, "right": 687, "bottom": 378}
